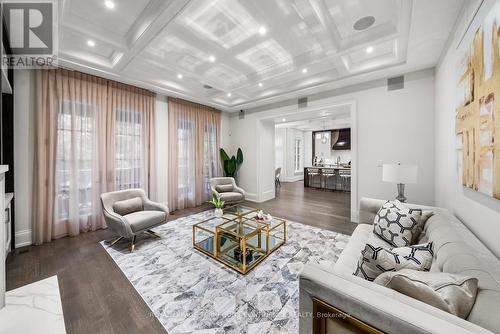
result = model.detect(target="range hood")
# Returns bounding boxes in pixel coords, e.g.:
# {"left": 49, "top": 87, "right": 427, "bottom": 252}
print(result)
{"left": 331, "top": 128, "right": 351, "bottom": 150}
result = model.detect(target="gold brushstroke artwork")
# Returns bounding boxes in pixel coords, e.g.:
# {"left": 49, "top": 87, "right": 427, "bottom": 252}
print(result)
{"left": 456, "top": 4, "right": 500, "bottom": 199}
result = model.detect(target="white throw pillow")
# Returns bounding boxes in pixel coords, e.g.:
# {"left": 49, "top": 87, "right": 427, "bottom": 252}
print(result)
{"left": 353, "top": 242, "right": 434, "bottom": 281}
{"left": 373, "top": 200, "right": 423, "bottom": 247}
{"left": 374, "top": 269, "right": 478, "bottom": 319}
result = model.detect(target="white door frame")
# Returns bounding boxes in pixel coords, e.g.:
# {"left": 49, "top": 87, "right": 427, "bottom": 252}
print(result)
{"left": 256, "top": 99, "right": 359, "bottom": 222}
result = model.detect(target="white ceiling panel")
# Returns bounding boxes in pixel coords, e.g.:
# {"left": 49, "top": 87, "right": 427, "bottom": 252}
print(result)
{"left": 66, "top": 0, "right": 151, "bottom": 36}
{"left": 58, "top": 0, "right": 465, "bottom": 111}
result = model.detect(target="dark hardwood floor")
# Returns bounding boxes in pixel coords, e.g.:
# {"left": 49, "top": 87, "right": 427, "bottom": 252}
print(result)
{"left": 6, "top": 181, "right": 354, "bottom": 334}
{"left": 252, "top": 181, "right": 356, "bottom": 235}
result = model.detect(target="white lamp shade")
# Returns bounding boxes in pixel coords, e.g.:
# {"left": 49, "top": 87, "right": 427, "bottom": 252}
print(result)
{"left": 382, "top": 164, "right": 418, "bottom": 184}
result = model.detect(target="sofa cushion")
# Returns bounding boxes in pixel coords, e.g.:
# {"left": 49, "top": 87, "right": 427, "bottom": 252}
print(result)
{"left": 219, "top": 192, "right": 244, "bottom": 202}
{"left": 375, "top": 269, "right": 478, "bottom": 319}
{"left": 373, "top": 200, "right": 423, "bottom": 247}
{"left": 467, "top": 290, "right": 500, "bottom": 332}
{"left": 124, "top": 211, "right": 166, "bottom": 232}
{"left": 353, "top": 243, "right": 433, "bottom": 281}
{"left": 113, "top": 197, "right": 143, "bottom": 216}
{"left": 215, "top": 184, "right": 233, "bottom": 193}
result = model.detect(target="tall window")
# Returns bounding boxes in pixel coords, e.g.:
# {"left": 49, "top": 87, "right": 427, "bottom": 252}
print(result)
{"left": 203, "top": 123, "right": 218, "bottom": 196}
{"left": 177, "top": 118, "right": 194, "bottom": 201}
{"left": 33, "top": 69, "right": 156, "bottom": 244}
{"left": 168, "top": 98, "right": 221, "bottom": 211}
{"left": 114, "top": 109, "right": 145, "bottom": 190}
{"left": 175, "top": 120, "right": 218, "bottom": 204}
{"left": 55, "top": 101, "right": 96, "bottom": 223}
{"left": 294, "top": 138, "right": 302, "bottom": 172}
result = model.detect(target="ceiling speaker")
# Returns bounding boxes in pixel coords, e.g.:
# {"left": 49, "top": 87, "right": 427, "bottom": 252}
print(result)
{"left": 387, "top": 76, "right": 405, "bottom": 91}
{"left": 353, "top": 16, "right": 375, "bottom": 31}
{"left": 298, "top": 97, "right": 308, "bottom": 108}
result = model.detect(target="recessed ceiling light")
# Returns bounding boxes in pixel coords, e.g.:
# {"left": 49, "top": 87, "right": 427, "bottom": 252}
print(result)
{"left": 302, "top": 68, "right": 308, "bottom": 74}
{"left": 104, "top": 0, "right": 115, "bottom": 9}
{"left": 87, "top": 40, "right": 95, "bottom": 47}
{"left": 282, "top": 118, "right": 286, "bottom": 122}
{"left": 209, "top": 55, "right": 216, "bottom": 62}
{"left": 177, "top": 74, "right": 183, "bottom": 79}
{"left": 366, "top": 46, "right": 374, "bottom": 54}
{"left": 227, "top": 92, "right": 232, "bottom": 97}
{"left": 258, "top": 26, "right": 267, "bottom": 35}
{"left": 258, "top": 82, "right": 263, "bottom": 87}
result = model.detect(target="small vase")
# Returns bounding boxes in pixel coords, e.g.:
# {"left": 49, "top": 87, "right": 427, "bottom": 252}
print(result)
{"left": 214, "top": 208, "right": 223, "bottom": 218}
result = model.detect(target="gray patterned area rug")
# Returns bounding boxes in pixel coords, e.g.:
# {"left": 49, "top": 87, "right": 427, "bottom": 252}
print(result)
{"left": 101, "top": 210, "right": 349, "bottom": 334}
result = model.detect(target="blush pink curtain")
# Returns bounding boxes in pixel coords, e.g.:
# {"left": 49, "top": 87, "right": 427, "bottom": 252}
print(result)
{"left": 107, "top": 81, "right": 156, "bottom": 195}
{"left": 168, "top": 98, "right": 221, "bottom": 211}
{"left": 33, "top": 69, "right": 155, "bottom": 245}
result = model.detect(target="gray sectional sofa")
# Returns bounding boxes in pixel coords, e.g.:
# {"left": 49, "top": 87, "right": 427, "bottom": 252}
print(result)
{"left": 299, "top": 197, "right": 500, "bottom": 334}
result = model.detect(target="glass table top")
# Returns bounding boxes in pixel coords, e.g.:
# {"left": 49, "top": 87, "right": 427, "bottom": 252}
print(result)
{"left": 192, "top": 204, "right": 287, "bottom": 274}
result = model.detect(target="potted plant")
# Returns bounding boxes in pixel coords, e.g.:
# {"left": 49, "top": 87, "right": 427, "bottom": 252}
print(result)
{"left": 209, "top": 194, "right": 225, "bottom": 218}
{"left": 220, "top": 148, "right": 243, "bottom": 179}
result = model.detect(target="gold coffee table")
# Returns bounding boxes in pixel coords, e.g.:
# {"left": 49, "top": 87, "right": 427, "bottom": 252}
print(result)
{"left": 192, "top": 205, "right": 287, "bottom": 274}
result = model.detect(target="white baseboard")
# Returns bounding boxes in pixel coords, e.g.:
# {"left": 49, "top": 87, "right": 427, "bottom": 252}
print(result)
{"left": 246, "top": 190, "right": 275, "bottom": 203}
{"left": 245, "top": 192, "right": 258, "bottom": 202}
{"left": 282, "top": 176, "right": 304, "bottom": 182}
{"left": 15, "top": 229, "right": 32, "bottom": 248}
{"left": 352, "top": 210, "right": 359, "bottom": 223}
{"left": 261, "top": 189, "right": 275, "bottom": 202}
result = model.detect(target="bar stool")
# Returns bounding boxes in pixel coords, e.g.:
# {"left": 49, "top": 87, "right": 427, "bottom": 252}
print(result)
{"left": 340, "top": 169, "right": 351, "bottom": 192}
{"left": 307, "top": 168, "right": 321, "bottom": 188}
{"left": 275, "top": 167, "right": 282, "bottom": 189}
{"left": 322, "top": 168, "right": 335, "bottom": 190}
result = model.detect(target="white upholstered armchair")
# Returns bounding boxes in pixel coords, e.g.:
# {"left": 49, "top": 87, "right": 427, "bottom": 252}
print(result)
{"left": 100, "top": 189, "right": 169, "bottom": 252}
{"left": 210, "top": 177, "right": 246, "bottom": 204}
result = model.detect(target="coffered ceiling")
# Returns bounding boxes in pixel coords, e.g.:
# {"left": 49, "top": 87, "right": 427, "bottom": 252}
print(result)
{"left": 274, "top": 105, "right": 351, "bottom": 131}
{"left": 58, "top": 0, "right": 464, "bottom": 111}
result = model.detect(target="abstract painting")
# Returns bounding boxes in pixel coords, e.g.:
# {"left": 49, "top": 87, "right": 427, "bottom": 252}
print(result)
{"left": 456, "top": 2, "right": 500, "bottom": 199}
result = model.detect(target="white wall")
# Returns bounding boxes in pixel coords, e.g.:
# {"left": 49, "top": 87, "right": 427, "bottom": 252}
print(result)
{"left": 13, "top": 70, "right": 35, "bottom": 247}
{"left": 275, "top": 128, "right": 305, "bottom": 182}
{"left": 220, "top": 112, "right": 231, "bottom": 151}
{"left": 227, "top": 115, "right": 259, "bottom": 200}
{"left": 304, "top": 131, "right": 312, "bottom": 167}
{"left": 229, "top": 68, "right": 436, "bottom": 215}
{"left": 275, "top": 128, "right": 285, "bottom": 170}
{"left": 435, "top": 0, "right": 500, "bottom": 257}
{"left": 258, "top": 120, "right": 276, "bottom": 201}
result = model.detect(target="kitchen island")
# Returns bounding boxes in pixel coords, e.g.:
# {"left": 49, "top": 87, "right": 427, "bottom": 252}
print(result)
{"left": 303, "top": 166, "right": 351, "bottom": 191}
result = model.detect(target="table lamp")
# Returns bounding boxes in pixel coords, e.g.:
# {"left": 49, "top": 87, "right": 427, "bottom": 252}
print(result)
{"left": 382, "top": 163, "right": 418, "bottom": 203}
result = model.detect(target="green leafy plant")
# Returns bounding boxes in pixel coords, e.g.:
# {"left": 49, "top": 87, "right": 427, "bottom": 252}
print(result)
{"left": 220, "top": 148, "right": 243, "bottom": 177}
{"left": 209, "top": 194, "right": 225, "bottom": 209}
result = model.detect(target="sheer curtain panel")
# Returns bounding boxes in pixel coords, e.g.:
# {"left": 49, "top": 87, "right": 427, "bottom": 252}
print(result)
{"left": 168, "top": 98, "right": 221, "bottom": 211}
{"left": 33, "top": 69, "right": 155, "bottom": 244}
{"left": 34, "top": 70, "right": 108, "bottom": 243}
{"left": 107, "top": 81, "right": 155, "bottom": 194}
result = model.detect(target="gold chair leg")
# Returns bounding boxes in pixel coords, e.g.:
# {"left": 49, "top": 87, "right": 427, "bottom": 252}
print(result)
{"left": 109, "top": 236, "right": 123, "bottom": 247}
{"left": 130, "top": 235, "right": 136, "bottom": 253}
{"left": 146, "top": 230, "right": 161, "bottom": 238}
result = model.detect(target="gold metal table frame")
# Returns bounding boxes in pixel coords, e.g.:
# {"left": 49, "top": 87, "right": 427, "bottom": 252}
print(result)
{"left": 192, "top": 205, "right": 287, "bottom": 274}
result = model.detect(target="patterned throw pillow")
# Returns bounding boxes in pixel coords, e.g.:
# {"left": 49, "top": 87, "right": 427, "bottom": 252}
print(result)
{"left": 373, "top": 200, "right": 423, "bottom": 247}
{"left": 353, "top": 242, "right": 434, "bottom": 281}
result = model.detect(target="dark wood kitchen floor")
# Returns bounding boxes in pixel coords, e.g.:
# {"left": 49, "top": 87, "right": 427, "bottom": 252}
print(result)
{"left": 6, "top": 181, "right": 355, "bottom": 334}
